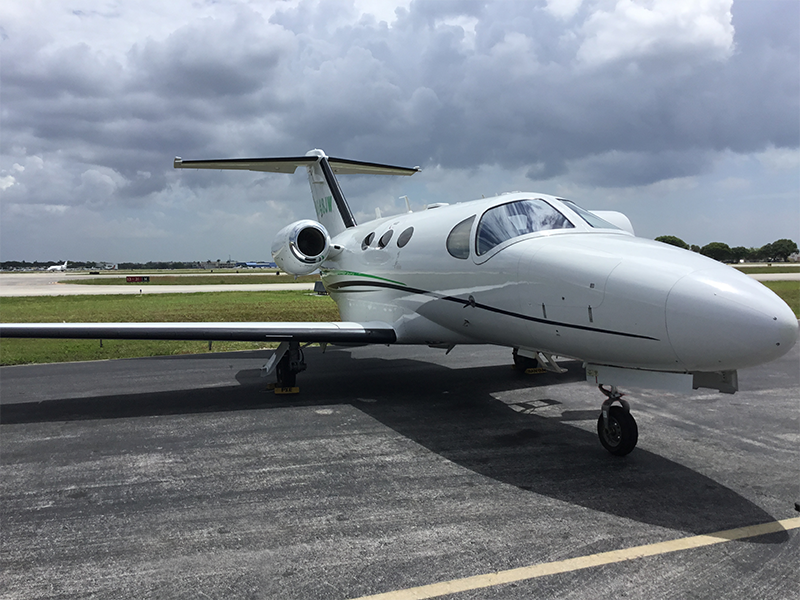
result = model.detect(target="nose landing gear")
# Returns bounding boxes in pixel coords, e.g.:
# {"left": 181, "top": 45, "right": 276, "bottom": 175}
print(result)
{"left": 597, "top": 385, "right": 638, "bottom": 456}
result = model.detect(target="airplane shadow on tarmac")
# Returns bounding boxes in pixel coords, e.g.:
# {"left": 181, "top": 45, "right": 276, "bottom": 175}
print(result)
{"left": 0, "top": 347, "right": 788, "bottom": 543}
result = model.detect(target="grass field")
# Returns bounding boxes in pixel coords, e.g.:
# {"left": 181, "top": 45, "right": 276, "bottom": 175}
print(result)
{"left": 1, "top": 281, "right": 797, "bottom": 365}
{"left": 0, "top": 291, "right": 340, "bottom": 365}
{"left": 763, "top": 280, "right": 800, "bottom": 318}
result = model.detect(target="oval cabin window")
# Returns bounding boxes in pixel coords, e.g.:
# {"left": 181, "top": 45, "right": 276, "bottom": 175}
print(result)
{"left": 361, "top": 232, "right": 375, "bottom": 250}
{"left": 397, "top": 227, "right": 414, "bottom": 248}
{"left": 378, "top": 229, "right": 394, "bottom": 248}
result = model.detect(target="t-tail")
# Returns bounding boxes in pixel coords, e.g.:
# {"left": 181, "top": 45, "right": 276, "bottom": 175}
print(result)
{"left": 174, "top": 149, "right": 419, "bottom": 237}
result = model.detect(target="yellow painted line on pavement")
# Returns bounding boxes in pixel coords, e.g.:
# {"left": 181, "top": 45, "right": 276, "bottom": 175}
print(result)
{"left": 351, "top": 517, "right": 800, "bottom": 600}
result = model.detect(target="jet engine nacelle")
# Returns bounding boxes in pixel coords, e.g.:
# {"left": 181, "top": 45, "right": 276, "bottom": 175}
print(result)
{"left": 271, "top": 219, "right": 331, "bottom": 275}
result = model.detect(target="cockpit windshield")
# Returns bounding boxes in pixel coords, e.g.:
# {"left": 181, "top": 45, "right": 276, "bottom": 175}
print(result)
{"left": 559, "top": 199, "right": 620, "bottom": 229}
{"left": 476, "top": 199, "right": 573, "bottom": 255}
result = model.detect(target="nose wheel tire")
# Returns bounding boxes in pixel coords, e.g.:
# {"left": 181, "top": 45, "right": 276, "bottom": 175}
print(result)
{"left": 597, "top": 405, "right": 638, "bottom": 456}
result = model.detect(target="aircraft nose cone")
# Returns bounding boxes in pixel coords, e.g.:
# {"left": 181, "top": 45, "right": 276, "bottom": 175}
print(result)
{"left": 666, "top": 268, "right": 798, "bottom": 371}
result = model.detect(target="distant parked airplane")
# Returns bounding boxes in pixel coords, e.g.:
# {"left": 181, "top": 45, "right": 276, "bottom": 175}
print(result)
{"left": 45, "top": 261, "right": 68, "bottom": 272}
{"left": 235, "top": 261, "right": 277, "bottom": 269}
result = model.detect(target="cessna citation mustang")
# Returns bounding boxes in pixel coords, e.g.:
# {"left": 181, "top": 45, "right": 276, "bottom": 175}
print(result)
{"left": 2, "top": 149, "right": 797, "bottom": 456}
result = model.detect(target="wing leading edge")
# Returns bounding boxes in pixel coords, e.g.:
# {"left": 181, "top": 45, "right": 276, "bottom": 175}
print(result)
{"left": 0, "top": 322, "right": 397, "bottom": 344}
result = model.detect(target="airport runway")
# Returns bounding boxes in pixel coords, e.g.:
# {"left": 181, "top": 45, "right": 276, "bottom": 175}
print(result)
{"left": 1, "top": 344, "right": 798, "bottom": 599}
{"left": 1, "top": 270, "right": 797, "bottom": 296}
{"left": 754, "top": 272, "right": 800, "bottom": 281}
{"left": 0, "top": 272, "right": 315, "bottom": 296}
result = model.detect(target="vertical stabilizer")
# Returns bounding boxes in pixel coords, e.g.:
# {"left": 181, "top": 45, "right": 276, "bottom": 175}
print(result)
{"left": 304, "top": 149, "right": 355, "bottom": 237}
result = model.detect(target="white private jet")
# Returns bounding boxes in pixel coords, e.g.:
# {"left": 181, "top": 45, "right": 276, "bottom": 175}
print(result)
{"left": 46, "top": 261, "right": 68, "bottom": 272}
{"left": 2, "top": 149, "right": 797, "bottom": 456}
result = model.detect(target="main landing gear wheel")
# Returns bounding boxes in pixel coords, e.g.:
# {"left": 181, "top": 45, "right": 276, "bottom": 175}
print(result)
{"left": 273, "top": 342, "right": 306, "bottom": 393}
{"left": 275, "top": 354, "right": 297, "bottom": 388}
{"left": 596, "top": 385, "right": 638, "bottom": 456}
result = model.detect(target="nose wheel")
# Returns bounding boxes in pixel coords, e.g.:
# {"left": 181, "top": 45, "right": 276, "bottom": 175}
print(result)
{"left": 597, "top": 385, "right": 638, "bottom": 456}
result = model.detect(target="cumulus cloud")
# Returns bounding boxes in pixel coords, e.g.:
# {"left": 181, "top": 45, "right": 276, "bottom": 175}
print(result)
{"left": 564, "top": 149, "right": 715, "bottom": 187}
{"left": 128, "top": 10, "right": 292, "bottom": 100}
{"left": 546, "top": 0, "right": 584, "bottom": 20}
{"left": 576, "top": 0, "right": 734, "bottom": 67}
{"left": 755, "top": 146, "right": 800, "bottom": 172}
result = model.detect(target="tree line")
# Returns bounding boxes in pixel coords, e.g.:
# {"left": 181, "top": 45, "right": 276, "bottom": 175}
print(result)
{"left": 654, "top": 236, "right": 798, "bottom": 263}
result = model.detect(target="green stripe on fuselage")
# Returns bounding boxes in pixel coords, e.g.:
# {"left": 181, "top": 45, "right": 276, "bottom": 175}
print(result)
{"left": 321, "top": 269, "right": 407, "bottom": 287}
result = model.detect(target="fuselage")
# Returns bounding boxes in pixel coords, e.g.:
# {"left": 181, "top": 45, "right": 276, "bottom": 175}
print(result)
{"left": 320, "top": 193, "right": 798, "bottom": 374}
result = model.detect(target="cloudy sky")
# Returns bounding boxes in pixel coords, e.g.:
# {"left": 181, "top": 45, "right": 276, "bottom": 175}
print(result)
{"left": 1, "top": 0, "right": 798, "bottom": 263}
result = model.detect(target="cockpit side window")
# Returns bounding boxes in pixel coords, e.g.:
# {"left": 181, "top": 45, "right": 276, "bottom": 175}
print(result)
{"left": 559, "top": 199, "right": 620, "bottom": 229}
{"left": 476, "top": 199, "right": 573, "bottom": 255}
{"left": 446, "top": 215, "right": 476, "bottom": 259}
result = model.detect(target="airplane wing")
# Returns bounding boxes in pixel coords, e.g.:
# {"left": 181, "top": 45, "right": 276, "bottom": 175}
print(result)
{"left": 0, "top": 322, "right": 397, "bottom": 344}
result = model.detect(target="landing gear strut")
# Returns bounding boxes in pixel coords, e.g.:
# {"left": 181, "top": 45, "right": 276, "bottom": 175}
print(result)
{"left": 263, "top": 341, "right": 307, "bottom": 394}
{"left": 597, "top": 385, "right": 638, "bottom": 456}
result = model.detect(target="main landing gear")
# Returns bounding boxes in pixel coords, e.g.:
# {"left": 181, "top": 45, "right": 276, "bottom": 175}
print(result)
{"left": 597, "top": 385, "right": 638, "bottom": 456}
{"left": 262, "top": 341, "right": 307, "bottom": 394}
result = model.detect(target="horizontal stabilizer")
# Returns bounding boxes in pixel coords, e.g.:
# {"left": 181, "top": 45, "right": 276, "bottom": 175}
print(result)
{"left": 0, "top": 321, "right": 397, "bottom": 344}
{"left": 327, "top": 157, "right": 420, "bottom": 176}
{"left": 174, "top": 156, "right": 316, "bottom": 173}
{"left": 174, "top": 156, "right": 420, "bottom": 176}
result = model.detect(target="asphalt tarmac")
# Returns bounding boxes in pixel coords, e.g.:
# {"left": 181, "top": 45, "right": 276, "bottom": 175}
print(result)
{"left": 1, "top": 343, "right": 798, "bottom": 599}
